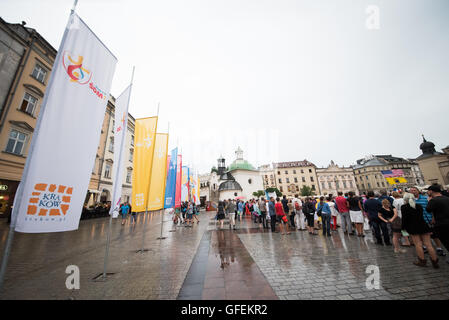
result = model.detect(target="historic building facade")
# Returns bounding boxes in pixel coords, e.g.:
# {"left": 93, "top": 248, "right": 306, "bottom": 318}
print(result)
{"left": 200, "top": 147, "right": 264, "bottom": 203}
{"left": 0, "top": 19, "right": 56, "bottom": 217}
{"left": 415, "top": 136, "right": 449, "bottom": 187}
{"left": 353, "top": 155, "right": 416, "bottom": 194}
{"left": 316, "top": 161, "right": 358, "bottom": 196}
{"left": 273, "top": 160, "right": 319, "bottom": 196}
{"left": 258, "top": 164, "right": 276, "bottom": 189}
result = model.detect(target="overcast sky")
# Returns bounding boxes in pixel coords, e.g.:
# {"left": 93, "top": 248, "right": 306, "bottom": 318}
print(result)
{"left": 1, "top": 0, "right": 448, "bottom": 173}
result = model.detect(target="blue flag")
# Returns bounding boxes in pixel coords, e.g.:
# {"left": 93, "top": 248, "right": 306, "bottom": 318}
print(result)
{"left": 164, "top": 147, "right": 178, "bottom": 208}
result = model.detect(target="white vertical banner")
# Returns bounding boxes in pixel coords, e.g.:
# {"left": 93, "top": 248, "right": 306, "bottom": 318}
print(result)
{"left": 110, "top": 85, "right": 131, "bottom": 218}
{"left": 14, "top": 13, "right": 117, "bottom": 233}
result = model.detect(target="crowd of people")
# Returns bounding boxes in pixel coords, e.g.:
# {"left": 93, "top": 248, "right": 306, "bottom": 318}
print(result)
{"left": 211, "top": 183, "right": 449, "bottom": 268}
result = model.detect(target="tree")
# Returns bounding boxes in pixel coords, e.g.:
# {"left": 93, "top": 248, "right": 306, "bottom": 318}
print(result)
{"left": 300, "top": 185, "right": 314, "bottom": 197}
{"left": 265, "top": 187, "right": 282, "bottom": 197}
{"left": 252, "top": 190, "right": 265, "bottom": 198}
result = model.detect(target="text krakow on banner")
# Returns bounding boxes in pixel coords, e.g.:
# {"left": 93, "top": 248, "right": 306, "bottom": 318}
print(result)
{"left": 14, "top": 14, "right": 117, "bottom": 233}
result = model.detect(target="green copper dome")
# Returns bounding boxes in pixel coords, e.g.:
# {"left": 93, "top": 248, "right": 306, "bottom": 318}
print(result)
{"left": 228, "top": 159, "right": 256, "bottom": 171}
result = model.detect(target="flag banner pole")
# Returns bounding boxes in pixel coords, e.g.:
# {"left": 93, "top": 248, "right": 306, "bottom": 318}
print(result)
{"left": 157, "top": 123, "right": 169, "bottom": 240}
{"left": 139, "top": 104, "right": 159, "bottom": 253}
{"left": 102, "top": 66, "right": 135, "bottom": 279}
{"left": 0, "top": 2, "right": 79, "bottom": 291}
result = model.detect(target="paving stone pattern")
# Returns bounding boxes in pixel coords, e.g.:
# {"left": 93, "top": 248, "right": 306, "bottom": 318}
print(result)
{"left": 238, "top": 229, "right": 449, "bottom": 300}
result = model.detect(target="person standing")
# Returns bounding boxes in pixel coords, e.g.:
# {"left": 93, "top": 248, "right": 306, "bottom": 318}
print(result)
{"left": 293, "top": 195, "right": 305, "bottom": 231}
{"left": 227, "top": 199, "right": 236, "bottom": 230}
{"left": 121, "top": 202, "right": 130, "bottom": 225}
{"left": 281, "top": 195, "right": 289, "bottom": 224}
{"left": 275, "top": 197, "right": 290, "bottom": 235}
{"left": 392, "top": 191, "right": 411, "bottom": 246}
{"left": 259, "top": 197, "right": 268, "bottom": 229}
{"left": 317, "top": 196, "right": 332, "bottom": 237}
{"left": 303, "top": 197, "right": 317, "bottom": 235}
{"left": 347, "top": 192, "right": 365, "bottom": 237}
{"left": 378, "top": 199, "right": 405, "bottom": 253}
{"left": 217, "top": 201, "right": 226, "bottom": 229}
{"left": 401, "top": 192, "right": 439, "bottom": 268}
{"left": 364, "top": 191, "right": 391, "bottom": 245}
{"left": 410, "top": 187, "right": 446, "bottom": 257}
{"left": 253, "top": 199, "right": 261, "bottom": 224}
{"left": 328, "top": 195, "right": 338, "bottom": 231}
{"left": 287, "top": 199, "right": 295, "bottom": 229}
{"left": 335, "top": 191, "right": 353, "bottom": 235}
{"left": 186, "top": 201, "right": 194, "bottom": 227}
{"left": 268, "top": 197, "right": 277, "bottom": 232}
{"left": 426, "top": 184, "right": 449, "bottom": 256}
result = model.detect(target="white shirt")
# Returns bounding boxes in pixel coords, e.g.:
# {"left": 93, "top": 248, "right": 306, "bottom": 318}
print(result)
{"left": 392, "top": 198, "right": 404, "bottom": 218}
{"left": 328, "top": 201, "right": 338, "bottom": 217}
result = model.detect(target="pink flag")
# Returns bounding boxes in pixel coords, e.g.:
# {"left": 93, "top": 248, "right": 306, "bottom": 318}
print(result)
{"left": 175, "top": 154, "right": 182, "bottom": 208}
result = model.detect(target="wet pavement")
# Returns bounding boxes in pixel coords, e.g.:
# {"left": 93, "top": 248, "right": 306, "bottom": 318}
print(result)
{"left": 0, "top": 211, "right": 448, "bottom": 300}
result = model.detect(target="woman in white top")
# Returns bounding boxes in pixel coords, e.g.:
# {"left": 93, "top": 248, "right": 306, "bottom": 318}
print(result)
{"left": 392, "top": 191, "right": 411, "bottom": 246}
{"left": 328, "top": 195, "right": 339, "bottom": 231}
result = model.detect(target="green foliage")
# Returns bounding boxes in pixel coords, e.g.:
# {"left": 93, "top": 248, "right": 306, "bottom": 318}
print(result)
{"left": 300, "top": 185, "right": 314, "bottom": 196}
{"left": 252, "top": 190, "right": 265, "bottom": 198}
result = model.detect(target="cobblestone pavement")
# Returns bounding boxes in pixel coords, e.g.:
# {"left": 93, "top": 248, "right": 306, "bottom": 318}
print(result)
{"left": 238, "top": 226, "right": 449, "bottom": 300}
{"left": 1, "top": 211, "right": 448, "bottom": 300}
{"left": 0, "top": 210, "right": 213, "bottom": 300}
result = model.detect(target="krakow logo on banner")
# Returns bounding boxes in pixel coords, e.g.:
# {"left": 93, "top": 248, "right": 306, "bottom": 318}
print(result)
{"left": 14, "top": 13, "right": 117, "bottom": 233}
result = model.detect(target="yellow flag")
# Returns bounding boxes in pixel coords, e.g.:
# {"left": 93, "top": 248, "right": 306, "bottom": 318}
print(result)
{"left": 386, "top": 177, "right": 407, "bottom": 185}
{"left": 131, "top": 117, "right": 158, "bottom": 212}
{"left": 147, "top": 133, "right": 169, "bottom": 211}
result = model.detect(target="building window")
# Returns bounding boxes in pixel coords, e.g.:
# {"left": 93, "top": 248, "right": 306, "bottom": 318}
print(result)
{"left": 336, "top": 181, "right": 340, "bottom": 189}
{"left": 19, "top": 92, "right": 38, "bottom": 116}
{"left": 296, "top": 186, "right": 299, "bottom": 191}
{"left": 302, "top": 177, "right": 306, "bottom": 182}
{"left": 31, "top": 64, "right": 47, "bottom": 83}
{"left": 294, "top": 177, "right": 298, "bottom": 183}
{"left": 355, "top": 177, "right": 357, "bottom": 182}
{"left": 328, "top": 182, "right": 332, "bottom": 189}
{"left": 377, "top": 182, "right": 380, "bottom": 187}
{"left": 277, "top": 171, "right": 280, "bottom": 175}
{"left": 131, "top": 135, "right": 134, "bottom": 146}
{"left": 293, "top": 170, "right": 296, "bottom": 174}
{"left": 286, "top": 178, "right": 290, "bottom": 183}
{"left": 368, "top": 183, "right": 371, "bottom": 189}
{"left": 104, "top": 164, "right": 111, "bottom": 178}
{"left": 248, "top": 179, "right": 252, "bottom": 184}
{"left": 310, "top": 177, "right": 314, "bottom": 182}
{"left": 109, "top": 137, "right": 114, "bottom": 152}
{"left": 301, "top": 169, "right": 304, "bottom": 174}
{"left": 350, "top": 181, "right": 353, "bottom": 188}
{"left": 285, "top": 170, "right": 288, "bottom": 174}
{"left": 311, "top": 185, "right": 315, "bottom": 190}
{"left": 126, "top": 170, "right": 132, "bottom": 183}
{"left": 129, "top": 149, "right": 133, "bottom": 162}
{"left": 382, "top": 182, "right": 385, "bottom": 187}
{"left": 322, "top": 182, "right": 326, "bottom": 190}
{"left": 343, "top": 181, "right": 347, "bottom": 188}
{"left": 5, "top": 129, "right": 27, "bottom": 155}
{"left": 309, "top": 169, "right": 312, "bottom": 173}
{"left": 278, "top": 178, "right": 282, "bottom": 184}
{"left": 280, "top": 186, "right": 283, "bottom": 192}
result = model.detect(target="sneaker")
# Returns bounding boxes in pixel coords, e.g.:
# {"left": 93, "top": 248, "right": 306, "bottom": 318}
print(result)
{"left": 436, "top": 248, "right": 446, "bottom": 257}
